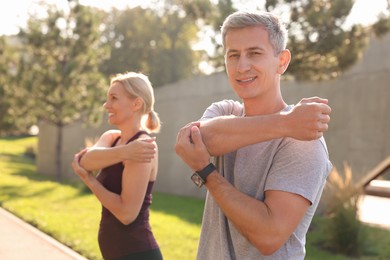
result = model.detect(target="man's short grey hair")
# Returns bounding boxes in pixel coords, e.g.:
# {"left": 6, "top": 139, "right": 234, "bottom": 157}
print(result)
{"left": 221, "top": 11, "right": 288, "bottom": 56}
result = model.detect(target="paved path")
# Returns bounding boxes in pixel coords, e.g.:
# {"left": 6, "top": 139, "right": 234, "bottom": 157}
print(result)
{"left": 358, "top": 194, "right": 390, "bottom": 230}
{"left": 0, "top": 207, "right": 88, "bottom": 260}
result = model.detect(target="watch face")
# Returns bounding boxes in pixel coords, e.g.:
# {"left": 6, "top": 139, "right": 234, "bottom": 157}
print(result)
{"left": 191, "top": 173, "right": 204, "bottom": 188}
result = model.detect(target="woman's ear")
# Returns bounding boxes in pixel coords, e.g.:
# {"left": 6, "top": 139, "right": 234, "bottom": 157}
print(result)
{"left": 132, "top": 97, "right": 144, "bottom": 112}
{"left": 278, "top": 49, "right": 291, "bottom": 74}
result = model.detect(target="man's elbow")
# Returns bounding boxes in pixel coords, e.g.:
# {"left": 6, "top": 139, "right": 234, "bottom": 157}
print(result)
{"left": 249, "top": 233, "right": 285, "bottom": 256}
{"left": 256, "top": 243, "right": 281, "bottom": 256}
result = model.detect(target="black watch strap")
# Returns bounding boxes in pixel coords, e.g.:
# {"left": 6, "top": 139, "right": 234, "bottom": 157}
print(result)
{"left": 196, "top": 163, "right": 216, "bottom": 181}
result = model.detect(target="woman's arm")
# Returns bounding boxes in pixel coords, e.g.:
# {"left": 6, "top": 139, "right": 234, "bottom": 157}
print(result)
{"left": 79, "top": 130, "right": 156, "bottom": 171}
{"left": 72, "top": 151, "right": 153, "bottom": 225}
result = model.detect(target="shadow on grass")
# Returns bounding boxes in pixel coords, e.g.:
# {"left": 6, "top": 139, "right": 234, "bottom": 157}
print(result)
{"left": 0, "top": 184, "right": 56, "bottom": 203}
{"left": 2, "top": 149, "right": 204, "bottom": 225}
{"left": 1, "top": 152, "right": 90, "bottom": 197}
{"left": 4, "top": 154, "right": 57, "bottom": 182}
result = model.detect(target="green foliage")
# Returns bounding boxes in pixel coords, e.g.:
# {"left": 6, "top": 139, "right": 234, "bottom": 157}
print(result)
{"left": 319, "top": 164, "right": 366, "bottom": 257}
{"left": 15, "top": 0, "right": 110, "bottom": 179}
{"left": 373, "top": 16, "right": 390, "bottom": 37}
{"left": 0, "top": 36, "right": 33, "bottom": 136}
{"left": 100, "top": 4, "right": 203, "bottom": 87}
{"left": 323, "top": 205, "right": 365, "bottom": 256}
{"left": 306, "top": 215, "right": 390, "bottom": 260}
{"left": 23, "top": 144, "right": 37, "bottom": 159}
{"left": 17, "top": 1, "right": 109, "bottom": 126}
{"left": 267, "top": 0, "right": 370, "bottom": 80}
{"left": 206, "top": 0, "right": 378, "bottom": 81}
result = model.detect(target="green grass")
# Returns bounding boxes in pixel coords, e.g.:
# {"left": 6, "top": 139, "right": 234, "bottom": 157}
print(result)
{"left": 0, "top": 136, "right": 203, "bottom": 260}
{"left": 1, "top": 136, "right": 390, "bottom": 260}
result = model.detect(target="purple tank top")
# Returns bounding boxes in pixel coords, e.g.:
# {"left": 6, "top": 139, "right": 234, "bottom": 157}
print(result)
{"left": 96, "top": 131, "right": 159, "bottom": 260}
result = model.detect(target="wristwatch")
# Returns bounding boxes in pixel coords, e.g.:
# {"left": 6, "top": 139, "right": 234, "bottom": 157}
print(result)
{"left": 191, "top": 163, "right": 216, "bottom": 188}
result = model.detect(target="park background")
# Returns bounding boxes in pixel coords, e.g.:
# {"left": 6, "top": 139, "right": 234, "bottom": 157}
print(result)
{"left": 1, "top": 0, "right": 390, "bottom": 259}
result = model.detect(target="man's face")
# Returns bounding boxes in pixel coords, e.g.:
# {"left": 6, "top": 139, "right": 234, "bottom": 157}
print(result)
{"left": 224, "top": 26, "right": 286, "bottom": 102}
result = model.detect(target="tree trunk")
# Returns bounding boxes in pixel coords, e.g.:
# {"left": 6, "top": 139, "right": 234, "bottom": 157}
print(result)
{"left": 55, "top": 124, "right": 63, "bottom": 181}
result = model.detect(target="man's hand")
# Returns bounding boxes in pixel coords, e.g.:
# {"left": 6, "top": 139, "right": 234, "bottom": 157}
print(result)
{"left": 282, "top": 97, "right": 331, "bottom": 140}
{"left": 121, "top": 137, "right": 156, "bottom": 162}
{"left": 175, "top": 122, "right": 211, "bottom": 172}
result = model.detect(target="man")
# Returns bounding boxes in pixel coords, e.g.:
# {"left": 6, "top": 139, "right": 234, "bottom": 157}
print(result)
{"left": 175, "top": 11, "right": 332, "bottom": 259}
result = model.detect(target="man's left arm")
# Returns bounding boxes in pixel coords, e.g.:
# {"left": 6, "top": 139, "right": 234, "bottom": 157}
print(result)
{"left": 207, "top": 175, "right": 311, "bottom": 256}
{"left": 175, "top": 126, "right": 313, "bottom": 255}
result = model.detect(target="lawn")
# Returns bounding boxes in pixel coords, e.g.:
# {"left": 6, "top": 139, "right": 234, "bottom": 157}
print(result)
{"left": 1, "top": 136, "right": 390, "bottom": 260}
{"left": 0, "top": 136, "right": 203, "bottom": 259}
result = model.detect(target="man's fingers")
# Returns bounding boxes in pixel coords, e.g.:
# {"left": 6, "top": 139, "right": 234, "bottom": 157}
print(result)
{"left": 318, "top": 103, "right": 331, "bottom": 115}
{"left": 190, "top": 126, "right": 201, "bottom": 143}
{"left": 320, "top": 114, "right": 330, "bottom": 123}
{"left": 300, "top": 97, "right": 328, "bottom": 104}
{"left": 185, "top": 121, "right": 201, "bottom": 128}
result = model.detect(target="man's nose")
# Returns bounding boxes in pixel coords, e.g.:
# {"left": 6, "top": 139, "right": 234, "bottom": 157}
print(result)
{"left": 236, "top": 56, "right": 251, "bottom": 73}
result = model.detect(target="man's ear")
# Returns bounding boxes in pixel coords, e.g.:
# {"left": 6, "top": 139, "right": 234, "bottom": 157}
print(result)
{"left": 278, "top": 49, "right": 291, "bottom": 74}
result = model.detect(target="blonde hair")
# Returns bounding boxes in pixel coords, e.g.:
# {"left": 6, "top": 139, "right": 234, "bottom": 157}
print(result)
{"left": 111, "top": 72, "right": 161, "bottom": 133}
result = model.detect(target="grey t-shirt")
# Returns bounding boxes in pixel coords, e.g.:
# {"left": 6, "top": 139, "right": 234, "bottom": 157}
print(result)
{"left": 197, "top": 100, "right": 332, "bottom": 260}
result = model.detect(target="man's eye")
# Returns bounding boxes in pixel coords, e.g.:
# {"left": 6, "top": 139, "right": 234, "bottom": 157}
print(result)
{"left": 228, "top": 54, "right": 239, "bottom": 59}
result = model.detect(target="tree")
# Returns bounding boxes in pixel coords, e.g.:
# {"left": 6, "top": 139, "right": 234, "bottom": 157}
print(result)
{"left": 271, "top": 0, "right": 369, "bottom": 80}
{"left": 204, "top": 0, "right": 379, "bottom": 81}
{"left": 16, "top": 0, "right": 109, "bottom": 180}
{"left": 0, "top": 36, "right": 35, "bottom": 136}
{"left": 0, "top": 36, "right": 18, "bottom": 136}
{"left": 100, "top": 4, "right": 203, "bottom": 87}
{"left": 372, "top": 1, "right": 390, "bottom": 37}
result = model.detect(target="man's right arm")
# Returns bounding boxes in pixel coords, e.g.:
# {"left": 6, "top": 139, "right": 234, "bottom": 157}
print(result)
{"left": 199, "top": 97, "right": 331, "bottom": 156}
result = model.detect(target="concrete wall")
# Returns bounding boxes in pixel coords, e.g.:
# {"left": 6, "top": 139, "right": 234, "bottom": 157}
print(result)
{"left": 37, "top": 119, "right": 110, "bottom": 179}
{"left": 37, "top": 33, "right": 390, "bottom": 198}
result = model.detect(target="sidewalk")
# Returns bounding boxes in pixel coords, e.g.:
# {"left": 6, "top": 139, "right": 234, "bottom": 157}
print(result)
{"left": 0, "top": 207, "right": 88, "bottom": 260}
{"left": 358, "top": 194, "right": 390, "bottom": 230}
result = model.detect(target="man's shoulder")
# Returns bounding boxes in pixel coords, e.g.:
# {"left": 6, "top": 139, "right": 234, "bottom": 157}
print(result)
{"left": 211, "top": 99, "right": 243, "bottom": 109}
{"left": 279, "top": 137, "right": 332, "bottom": 174}
{"left": 201, "top": 99, "right": 244, "bottom": 119}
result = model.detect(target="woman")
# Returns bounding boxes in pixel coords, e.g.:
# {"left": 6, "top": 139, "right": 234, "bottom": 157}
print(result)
{"left": 72, "top": 72, "right": 162, "bottom": 260}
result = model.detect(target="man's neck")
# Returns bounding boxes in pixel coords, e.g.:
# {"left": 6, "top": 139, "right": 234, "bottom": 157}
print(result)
{"left": 243, "top": 97, "right": 287, "bottom": 116}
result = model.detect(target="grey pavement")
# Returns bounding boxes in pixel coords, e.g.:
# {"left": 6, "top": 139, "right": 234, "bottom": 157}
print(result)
{"left": 0, "top": 207, "right": 88, "bottom": 260}
{"left": 358, "top": 194, "right": 390, "bottom": 230}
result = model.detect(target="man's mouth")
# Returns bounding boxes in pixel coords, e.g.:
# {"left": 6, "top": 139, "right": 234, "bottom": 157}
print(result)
{"left": 237, "top": 76, "right": 256, "bottom": 83}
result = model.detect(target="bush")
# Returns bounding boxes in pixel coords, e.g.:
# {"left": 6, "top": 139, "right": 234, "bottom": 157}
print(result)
{"left": 24, "top": 144, "right": 37, "bottom": 159}
{"left": 319, "top": 163, "right": 365, "bottom": 256}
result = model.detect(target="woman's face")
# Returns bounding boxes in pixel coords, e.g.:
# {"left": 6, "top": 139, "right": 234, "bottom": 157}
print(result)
{"left": 103, "top": 82, "right": 136, "bottom": 126}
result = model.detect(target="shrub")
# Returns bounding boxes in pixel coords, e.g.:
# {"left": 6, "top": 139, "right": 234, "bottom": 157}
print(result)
{"left": 320, "top": 163, "right": 365, "bottom": 256}
{"left": 24, "top": 144, "right": 37, "bottom": 159}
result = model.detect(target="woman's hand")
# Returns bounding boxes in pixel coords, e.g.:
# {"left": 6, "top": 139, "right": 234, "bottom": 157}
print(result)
{"left": 121, "top": 137, "right": 157, "bottom": 162}
{"left": 72, "top": 153, "right": 94, "bottom": 185}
